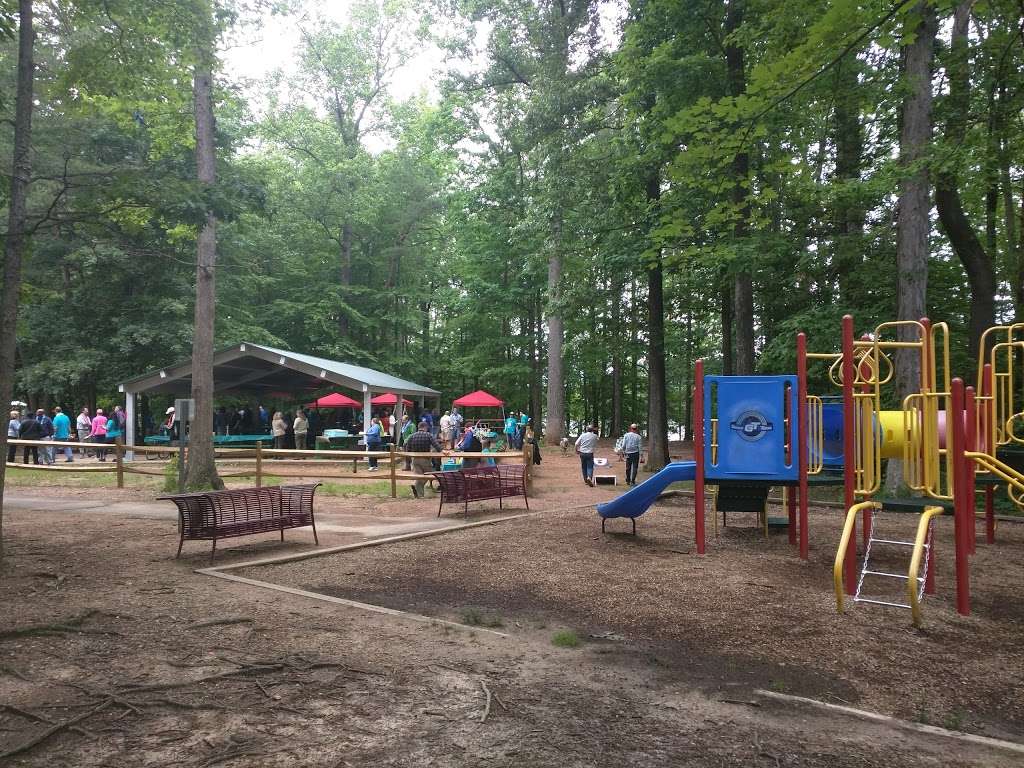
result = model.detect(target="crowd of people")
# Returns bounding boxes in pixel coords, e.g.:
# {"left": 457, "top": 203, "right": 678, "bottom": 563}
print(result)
{"left": 6, "top": 405, "right": 128, "bottom": 464}
{"left": 5, "top": 398, "right": 543, "bottom": 480}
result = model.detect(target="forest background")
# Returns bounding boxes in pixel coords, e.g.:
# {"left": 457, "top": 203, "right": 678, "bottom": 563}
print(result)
{"left": 0, "top": 0, "right": 1022, "bottom": 470}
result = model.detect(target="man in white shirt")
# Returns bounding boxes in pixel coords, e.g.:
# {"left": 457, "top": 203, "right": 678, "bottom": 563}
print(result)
{"left": 574, "top": 425, "right": 599, "bottom": 486}
{"left": 439, "top": 411, "right": 452, "bottom": 448}
{"left": 76, "top": 408, "right": 92, "bottom": 458}
{"left": 620, "top": 424, "right": 642, "bottom": 486}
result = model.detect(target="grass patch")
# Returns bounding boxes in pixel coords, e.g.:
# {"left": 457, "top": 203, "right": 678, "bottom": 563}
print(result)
{"left": 318, "top": 481, "right": 412, "bottom": 498}
{"left": 4, "top": 466, "right": 159, "bottom": 489}
{"left": 459, "top": 608, "right": 504, "bottom": 628}
{"left": 943, "top": 708, "right": 967, "bottom": 731}
{"left": 551, "top": 629, "right": 580, "bottom": 648}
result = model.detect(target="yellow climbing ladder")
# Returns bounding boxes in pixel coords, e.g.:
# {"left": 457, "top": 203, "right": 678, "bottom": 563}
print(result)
{"left": 834, "top": 502, "right": 945, "bottom": 627}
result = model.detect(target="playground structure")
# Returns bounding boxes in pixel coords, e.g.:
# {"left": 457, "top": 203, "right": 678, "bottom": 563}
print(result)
{"left": 597, "top": 314, "right": 1024, "bottom": 626}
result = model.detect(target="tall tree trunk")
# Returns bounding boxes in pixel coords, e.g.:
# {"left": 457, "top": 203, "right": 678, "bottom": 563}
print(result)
{"left": 646, "top": 172, "right": 669, "bottom": 469}
{"left": 339, "top": 221, "right": 352, "bottom": 336}
{"left": 0, "top": 0, "right": 34, "bottom": 563}
{"left": 545, "top": 215, "right": 565, "bottom": 445}
{"left": 726, "top": 0, "right": 755, "bottom": 374}
{"left": 833, "top": 53, "right": 865, "bottom": 301}
{"left": 611, "top": 276, "right": 623, "bottom": 437}
{"left": 720, "top": 281, "right": 734, "bottom": 375}
{"left": 185, "top": 18, "right": 223, "bottom": 490}
{"left": 935, "top": 1, "right": 996, "bottom": 368}
{"left": 887, "top": 0, "right": 936, "bottom": 494}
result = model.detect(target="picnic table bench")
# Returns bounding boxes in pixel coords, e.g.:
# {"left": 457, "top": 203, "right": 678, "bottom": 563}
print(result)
{"left": 159, "top": 483, "right": 320, "bottom": 559}
{"left": 430, "top": 465, "right": 529, "bottom": 517}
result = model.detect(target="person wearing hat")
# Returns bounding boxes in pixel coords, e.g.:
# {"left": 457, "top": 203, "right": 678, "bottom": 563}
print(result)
{"left": 620, "top": 423, "right": 643, "bottom": 486}
{"left": 163, "top": 406, "right": 184, "bottom": 443}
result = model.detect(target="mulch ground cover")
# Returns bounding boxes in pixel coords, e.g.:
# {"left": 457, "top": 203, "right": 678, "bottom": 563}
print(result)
{"left": 243, "top": 499, "right": 1024, "bottom": 739}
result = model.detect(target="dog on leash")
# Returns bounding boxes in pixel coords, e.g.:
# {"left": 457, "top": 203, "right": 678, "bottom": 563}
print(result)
{"left": 559, "top": 437, "right": 570, "bottom": 455}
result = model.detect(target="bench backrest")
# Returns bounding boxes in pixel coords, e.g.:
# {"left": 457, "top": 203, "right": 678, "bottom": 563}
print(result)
{"left": 431, "top": 466, "right": 525, "bottom": 502}
{"left": 161, "top": 484, "right": 319, "bottom": 535}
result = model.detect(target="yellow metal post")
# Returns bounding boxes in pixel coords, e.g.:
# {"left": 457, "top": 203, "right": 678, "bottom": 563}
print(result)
{"left": 834, "top": 501, "right": 881, "bottom": 613}
{"left": 907, "top": 505, "right": 944, "bottom": 627}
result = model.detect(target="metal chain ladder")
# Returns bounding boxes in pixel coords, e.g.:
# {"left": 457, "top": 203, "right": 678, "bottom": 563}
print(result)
{"left": 853, "top": 512, "right": 933, "bottom": 609}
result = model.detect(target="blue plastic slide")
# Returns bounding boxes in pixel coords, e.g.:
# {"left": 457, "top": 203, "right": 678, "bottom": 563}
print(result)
{"left": 597, "top": 461, "right": 698, "bottom": 523}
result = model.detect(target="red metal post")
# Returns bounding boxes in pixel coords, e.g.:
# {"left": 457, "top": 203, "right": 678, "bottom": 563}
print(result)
{"left": 965, "top": 386, "right": 978, "bottom": 554}
{"left": 841, "top": 315, "right": 857, "bottom": 594}
{"left": 858, "top": 333, "right": 873, "bottom": 551}
{"left": 694, "top": 359, "right": 706, "bottom": 554}
{"left": 950, "top": 378, "right": 971, "bottom": 616}
{"left": 797, "top": 332, "right": 809, "bottom": 558}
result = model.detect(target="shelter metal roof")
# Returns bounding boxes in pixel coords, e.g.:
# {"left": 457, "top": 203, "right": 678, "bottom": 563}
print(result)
{"left": 117, "top": 342, "right": 440, "bottom": 398}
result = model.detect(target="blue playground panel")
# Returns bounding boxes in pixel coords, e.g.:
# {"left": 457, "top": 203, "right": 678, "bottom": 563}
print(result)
{"left": 704, "top": 375, "right": 798, "bottom": 482}
{"left": 819, "top": 402, "right": 845, "bottom": 468}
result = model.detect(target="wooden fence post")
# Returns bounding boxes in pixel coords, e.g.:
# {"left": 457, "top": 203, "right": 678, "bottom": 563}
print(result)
{"left": 522, "top": 441, "right": 532, "bottom": 494}
{"left": 255, "top": 442, "right": 262, "bottom": 488}
{"left": 389, "top": 445, "right": 397, "bottom": 498}
{"left": 115, "top": 438, "right": 124, "bottom": 489}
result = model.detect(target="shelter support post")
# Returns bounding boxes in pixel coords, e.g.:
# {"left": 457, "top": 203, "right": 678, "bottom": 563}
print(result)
{"left": 395, "top": 394, "right": 405, "bottom": 441}
{"left": 363, "top": 388, "right": 372, "bottom": 437}
{"left": 125, "top": 390, "right": 136, "bottom": 461}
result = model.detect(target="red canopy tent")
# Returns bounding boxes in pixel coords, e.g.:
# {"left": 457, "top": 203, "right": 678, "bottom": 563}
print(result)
{"left": 306, "top": 392, "right": 361, "bottom": 408}
{"left": 453, "top": 390, "right": 504, "bottom": 407}
{"left": 452, "top": 390, "right": 506, "bottom": 428}
{"left": 370, "top": 393, "right": 414, "bottom": 407}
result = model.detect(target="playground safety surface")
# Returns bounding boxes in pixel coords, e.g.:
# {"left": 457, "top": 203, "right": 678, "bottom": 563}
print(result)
{"left": 242, "top": 499, "right": 1024, "bottom": 742}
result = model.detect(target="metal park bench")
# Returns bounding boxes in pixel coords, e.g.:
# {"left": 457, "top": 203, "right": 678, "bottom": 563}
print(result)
{"left": 429, "top": 465, "right": 529, "bottom": 517}
{"left": 159, "top": 483, "right": 320, "bottom": 559}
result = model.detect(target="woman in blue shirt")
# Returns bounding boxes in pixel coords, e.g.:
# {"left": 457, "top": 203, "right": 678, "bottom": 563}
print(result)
{"left": 105, "top": 410, "right": 124, "bottom": 452}
{"left": 457, "top": 426, "right": 482, "bottom": 468}
{"left": 365, "top": 417, "right": 383, "bottom": 470}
